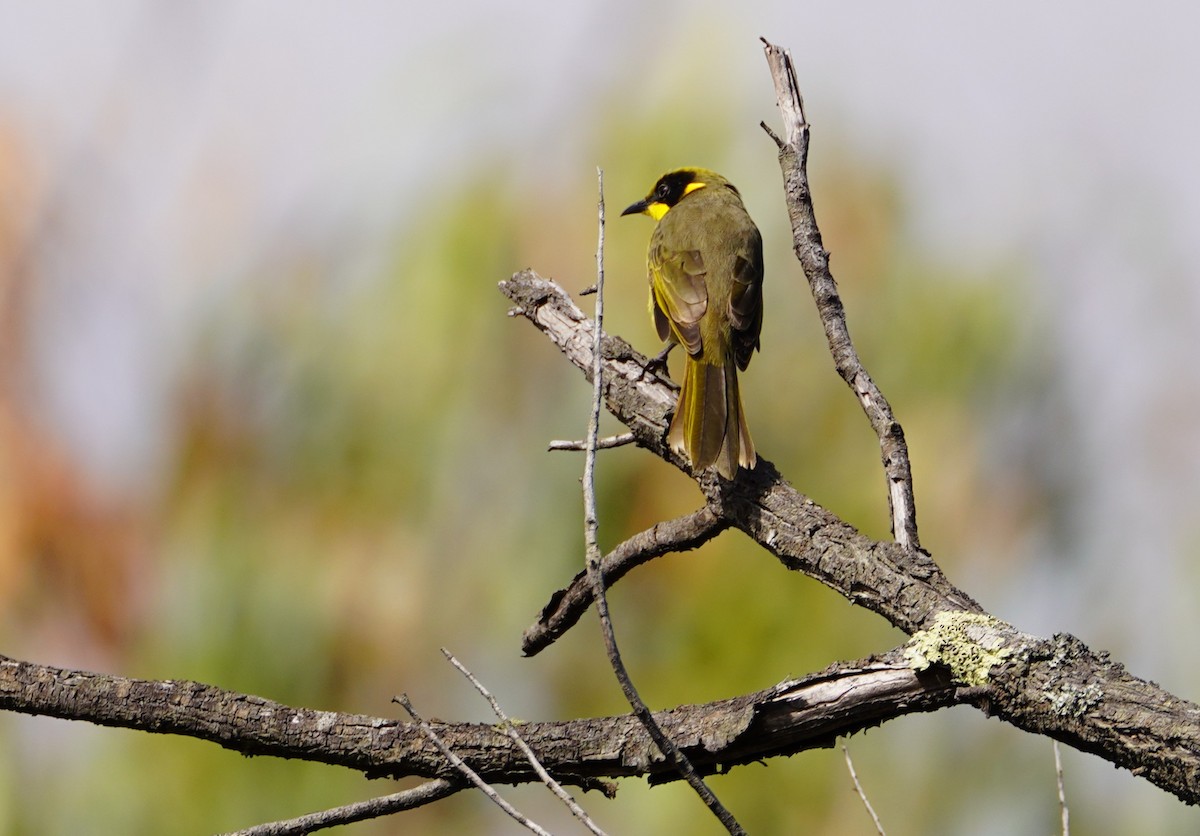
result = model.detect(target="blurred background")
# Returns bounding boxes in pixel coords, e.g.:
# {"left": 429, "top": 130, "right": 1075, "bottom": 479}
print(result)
{"left": 1, "top": 1, "right": 1198, "bottom": 833}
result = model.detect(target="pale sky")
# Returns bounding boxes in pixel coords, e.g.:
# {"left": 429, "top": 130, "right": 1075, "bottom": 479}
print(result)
{"left": 3, "top": 1, "right": 1197, "bottom": 583}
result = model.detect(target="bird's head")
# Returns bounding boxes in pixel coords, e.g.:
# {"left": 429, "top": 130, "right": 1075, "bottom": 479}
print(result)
{"left": 621, "top": 168, "right": 734, "bottom": 221}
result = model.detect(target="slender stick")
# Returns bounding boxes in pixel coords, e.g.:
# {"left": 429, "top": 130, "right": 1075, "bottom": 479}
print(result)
{"left": 224, "top": 780, "right": 462, "bottom": 836}
{"left": 442, "top": 649, "right": 609, "bottom": 836}
{"left": 582, "top": 168, "right": 746, "bottom": 835}
{"left": 842, "top": 742, "right": 886, "bottom": 835}
{"left": 1054, "top": 741, "right": 1070, "bottom": 836}
{"left": 396, "top": 694, "right": 552, "bottom": 836}
{"left": 549, "top": 432, "right": 636, "bottom": 452}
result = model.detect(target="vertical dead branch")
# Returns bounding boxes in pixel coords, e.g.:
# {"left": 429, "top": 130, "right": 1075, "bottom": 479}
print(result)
{"left": 1054, "top": 741, "right": 1070, "bottom": 835}
{"left": 842, "top": 742, "right": 886, "bottom": 835}
{"left": 760, "top": 38, "right": 921, "bottom": 551}
{"left": 581, "top": 169, "right": 746, "bottom": 835}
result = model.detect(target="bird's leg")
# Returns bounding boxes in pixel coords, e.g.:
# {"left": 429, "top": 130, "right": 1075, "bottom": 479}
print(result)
{"left": 642, "top": 342, "right": 675, "bottom": 380}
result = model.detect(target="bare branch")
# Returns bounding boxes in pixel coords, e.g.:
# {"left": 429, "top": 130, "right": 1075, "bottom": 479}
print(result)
{"left": 549, "top": 432, "right": 636, "bottom": 452}
{"left": 842, "top": 742, "right": 885, "bottom": 836}
{"left": 8, "top": 634, "right": 1196, "bottom": 805}
{"left": 499, "top": 271, "right": 975, "bottom": 634}
{"left": 1054, "top": 741, "right": 1070, "bottom": 836}
{"left": 582, "top": 169, "right": 745, "bottom": 835}
{"left": 224, "top": 780, "right": 462, "bottom": 836}
{"left": 0, "top": 650, "right": 965, "bottom": 781}
{"left": 443, "top": 649, "right": 609, "bottom": 836}
{"left": 760, "top": 38, "right": 921, "bottom": 551}
{"left": 522, "top": 507, "right": 729, "bottom": 656}
{"left": 396, "top": 694, "right": 551, "bottom": 836}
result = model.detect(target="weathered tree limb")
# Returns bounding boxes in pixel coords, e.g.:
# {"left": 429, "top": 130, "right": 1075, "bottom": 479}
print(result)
{"left": 0, "top": 651, "right": 963, "bottom": 782}
{"left": 10, "top": 611, "right": 1195, "bottom": 806}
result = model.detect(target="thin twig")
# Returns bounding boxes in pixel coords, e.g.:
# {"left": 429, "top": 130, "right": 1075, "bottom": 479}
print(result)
{"left": 441, "top": 649, "right": 609, "bottom": 836}
{"left": 224, "top": 780, "right": 462, "bottom": 836}
{"left": 1054, "top": 741, "right": 1070, "bottom": 836}
{"left": 842, "top": 741, "right": 885, "bottom": 836}
{"left": 395, "top": 694, "right": 552, "bottom": 836}
{"left": 760, "top": 38, "right": 921, "bottom": 551}
{"left": 522, "top": 506, "right": 730, "bottom": 655}
{"left": 549, "top": 432, "right": 636, "bottom": 452}
{"left": 582, "top": 168, "right": 746, "bottom": 835}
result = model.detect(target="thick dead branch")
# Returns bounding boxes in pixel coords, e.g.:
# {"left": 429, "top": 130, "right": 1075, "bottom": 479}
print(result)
{"left": 0, "top": 651, "right": 962, "bottom": 783}
{"left": 10, "top": 626, "right": 1194, "bottom": 805}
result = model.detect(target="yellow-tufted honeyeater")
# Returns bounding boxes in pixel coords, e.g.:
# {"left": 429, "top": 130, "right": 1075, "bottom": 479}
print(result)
{"left": 622, "top": 168, "right": 763, "bottom": 479}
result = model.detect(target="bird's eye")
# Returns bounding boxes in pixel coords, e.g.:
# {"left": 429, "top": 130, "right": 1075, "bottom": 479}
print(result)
{"left": 656, "top": 182, "right": 670, "bottom": 198}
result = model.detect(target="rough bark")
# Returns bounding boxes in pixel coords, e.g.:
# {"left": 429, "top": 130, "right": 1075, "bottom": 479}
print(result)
{"left": 0, "top": 652, "right": 962, "bottom": 782}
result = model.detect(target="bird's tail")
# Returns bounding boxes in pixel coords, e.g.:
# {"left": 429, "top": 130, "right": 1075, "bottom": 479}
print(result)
{"left": 668, "top": 354, "right": 756, "bottom": 479}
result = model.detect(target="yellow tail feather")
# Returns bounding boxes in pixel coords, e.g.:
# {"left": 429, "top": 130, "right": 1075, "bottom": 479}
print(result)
{"left": 668, "top": 355, "right": 756, "bottom": 479}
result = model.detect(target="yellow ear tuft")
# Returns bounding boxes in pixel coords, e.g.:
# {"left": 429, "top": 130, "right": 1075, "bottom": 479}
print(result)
{"left": 683, "top": 181, "right": 707, "bottom": 196}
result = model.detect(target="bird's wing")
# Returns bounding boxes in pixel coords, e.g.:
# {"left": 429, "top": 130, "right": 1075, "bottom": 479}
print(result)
{"left": 649, "top": 238, "right": 708, "bottom": 356}
{"left": 728, "top": 225, "right": 764, "bottom": 371}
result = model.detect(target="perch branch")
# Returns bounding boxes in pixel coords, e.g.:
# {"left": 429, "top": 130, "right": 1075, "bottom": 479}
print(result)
{"left": 501, "top": 271, "right": 975, "bottom": 634}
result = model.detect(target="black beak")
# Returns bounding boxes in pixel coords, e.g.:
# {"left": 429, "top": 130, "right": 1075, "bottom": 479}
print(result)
{"left": 621, "top": 199, "right": 649, "bottom": 217}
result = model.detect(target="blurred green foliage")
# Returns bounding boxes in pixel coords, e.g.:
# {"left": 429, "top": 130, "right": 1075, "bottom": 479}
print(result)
{"left": 0, "top": 78, "right": 1036, "bottom": 836}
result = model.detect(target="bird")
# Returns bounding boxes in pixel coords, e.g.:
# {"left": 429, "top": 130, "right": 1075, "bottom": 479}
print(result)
{"left": 621, "top": 167, "right": 763, "bottom": 479}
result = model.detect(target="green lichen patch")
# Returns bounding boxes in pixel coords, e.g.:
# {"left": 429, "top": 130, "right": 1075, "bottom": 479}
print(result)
{"left": 904, "top": 611, "right": 1013, "bottom": 687}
